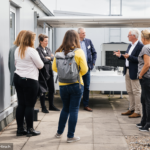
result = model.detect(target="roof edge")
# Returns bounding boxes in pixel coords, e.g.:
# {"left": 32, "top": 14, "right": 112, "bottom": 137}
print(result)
{"left": 31, "top": 0, "right": 54, "bottom": 16}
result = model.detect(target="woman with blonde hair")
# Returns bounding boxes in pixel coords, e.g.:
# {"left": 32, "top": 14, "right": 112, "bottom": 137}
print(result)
{"left": 137, "top": 29, "right": 150, "bottom": 131}
{"left": 8, "top": 30, "right": 26, "bottom": 86}
{"left": 52, "top": 30, "right": 88, "bottom": 142}
{"left": 14, "top": 31, "right": 44, "bottom": 137}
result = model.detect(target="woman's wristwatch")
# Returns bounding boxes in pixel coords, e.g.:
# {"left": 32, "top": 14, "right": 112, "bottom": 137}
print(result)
{"left": 139, "top": 74, "right": 142, "bottom": 78}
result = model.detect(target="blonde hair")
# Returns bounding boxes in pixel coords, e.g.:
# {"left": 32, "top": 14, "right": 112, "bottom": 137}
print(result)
{"left": 141, "top": 29, "right": 150, "bottom": 41}
{"left": 19, "top": 31, "right": 36, "bottom": 59}
{"left": 14, "top": 30, "right": 26, "bottom": 46}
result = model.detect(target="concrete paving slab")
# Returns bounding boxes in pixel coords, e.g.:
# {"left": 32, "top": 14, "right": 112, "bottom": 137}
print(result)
{"left": 60, "top": 123, "right": 93, "bottom": 144}
{"left": 42, "top": 112, "right": 60, "bottom": 122}
{"left": 94, "top": 143, "right": 129, "bottom": 150}
{"left": 94, "top": 135, "right": 127, "bottom": 144}
{"left": 93, "top": 118, "right": 118, "bottom": 123}
{"left": 58, "top": 143, "right": 93, "bottom": 150}
{"left": 22, "top": 142, "right": 59, "bottom": 150}
{"left": 0, "top": 94, "right": 145, "bottom": 150}
{"left": 120, "top": 124, "right": 140, "bottom": 130}
{"left": 117, "top": 117, "right": 141, "bottom": 124}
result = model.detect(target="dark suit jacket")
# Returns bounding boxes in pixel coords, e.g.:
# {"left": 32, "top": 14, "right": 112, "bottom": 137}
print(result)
{"left": 119, "top": 41, "right": 143, "bottom": 80}
{"left": 8, "top": 45, "right": 17, "bottom": 86}
{"left": 84, "top": 38, "right": 97, "bottom": 70}
{"left": 36, "top": 45, "right": 54, "bottom": 95}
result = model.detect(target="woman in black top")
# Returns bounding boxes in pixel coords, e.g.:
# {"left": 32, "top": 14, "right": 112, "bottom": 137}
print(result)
{"left": 37, "top": 34, "right": 60, "bottom": 113}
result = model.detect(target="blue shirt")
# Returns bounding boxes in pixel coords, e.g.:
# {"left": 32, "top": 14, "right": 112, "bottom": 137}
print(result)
{"left": 80, "top": 39, "right": 87, "bottom": 61}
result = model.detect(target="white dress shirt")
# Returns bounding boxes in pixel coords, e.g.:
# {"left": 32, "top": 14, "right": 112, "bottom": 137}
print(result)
{"left": 125, "top": 40, "right": 138, "bottom": 67}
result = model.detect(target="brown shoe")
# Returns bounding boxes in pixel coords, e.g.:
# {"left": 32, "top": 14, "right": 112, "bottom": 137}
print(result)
{"left": 128, "top": 113, "right": 141, "bottom": 118}
{"left": 84, "top": 107, "right": 93, "bottom": 112}
{"left": 121, "top": 110, "right": 134, "bottom": 115}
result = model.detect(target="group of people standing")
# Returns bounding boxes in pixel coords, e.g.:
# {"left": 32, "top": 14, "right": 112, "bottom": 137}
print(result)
{"left": 114, "top": 28, "right": 150, "bottom": 132}
{"left": 10, "top": 27, "right": 150, "bottom": 142}
{"left": 9, "top": 28, "right": 97, "bottom": 142}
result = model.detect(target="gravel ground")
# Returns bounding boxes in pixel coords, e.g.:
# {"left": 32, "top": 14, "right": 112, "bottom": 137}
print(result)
{"left": 125, "top": 136, "right": 150, "bottom": 150}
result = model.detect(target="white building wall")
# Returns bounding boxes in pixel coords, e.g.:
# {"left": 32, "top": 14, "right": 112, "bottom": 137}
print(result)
{"left": 0, "top": 0, "right": 10, "bottom": 113}
{"left": 0, "top": 0, "right": 51, "bottom": 125}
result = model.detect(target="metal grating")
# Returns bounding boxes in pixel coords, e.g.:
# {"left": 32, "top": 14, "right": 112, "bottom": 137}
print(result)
{"left": 105, "top": 51, "right": 125, "bottom": 67}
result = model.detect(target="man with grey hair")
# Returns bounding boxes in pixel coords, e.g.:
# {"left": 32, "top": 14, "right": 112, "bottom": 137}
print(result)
{"left": 78, "top": 27, "right": 97, "bottom": 112}
{"left": 114, "top": 28, "right": 143, "bottom": 118}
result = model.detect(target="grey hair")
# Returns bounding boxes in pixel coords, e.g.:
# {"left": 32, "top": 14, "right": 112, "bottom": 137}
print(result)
{"left": 78, "top": 27, "right": 85, "bottom": 34}
{"left": 129, "top": 28, "right": 140, "bottom": 39}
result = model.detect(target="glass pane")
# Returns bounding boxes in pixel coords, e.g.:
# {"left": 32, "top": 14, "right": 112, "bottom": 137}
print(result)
{"left": 10, "top": 11, "right": 15, "bottom": 96}
{"left": 111, "top": 0, "right": 121, "bottom": 15}
{"left": 10, "top": 12, "right": 15, "bottom": 48}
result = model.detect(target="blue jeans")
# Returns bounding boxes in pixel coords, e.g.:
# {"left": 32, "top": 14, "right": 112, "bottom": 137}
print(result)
{"left": 57, "top": 83, "right": 84, "bottom": 138}
{"left": 82, "top": 70, "right": 90, "bottom": 107}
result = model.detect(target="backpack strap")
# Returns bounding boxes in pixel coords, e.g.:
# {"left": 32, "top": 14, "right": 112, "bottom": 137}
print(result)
{"left": 77, "top": 66, "right": 81, "bottom": 89}
{"left": 73, "top": 48, "right": 81, "bottom": 89}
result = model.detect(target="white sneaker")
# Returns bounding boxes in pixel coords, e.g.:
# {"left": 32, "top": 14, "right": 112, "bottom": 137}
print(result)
{"left": 67, "top": 136, "right": 80, "bottom": 143}
{"left": 55, "top": 133, "right": 62, "bottom": 138}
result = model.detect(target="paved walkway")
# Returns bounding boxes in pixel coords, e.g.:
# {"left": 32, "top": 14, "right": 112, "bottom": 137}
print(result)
{"left": 0, "top": 94, "right": 149, "bottom": 150}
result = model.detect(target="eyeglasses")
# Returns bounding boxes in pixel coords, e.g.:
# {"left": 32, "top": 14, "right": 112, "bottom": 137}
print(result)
{"left": 127, "top": 34, "right": 132, "bottom": 37}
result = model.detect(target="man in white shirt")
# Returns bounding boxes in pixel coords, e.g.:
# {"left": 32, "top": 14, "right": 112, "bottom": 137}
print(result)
{"left": 114, "top": 28, "right": 143, "bottom": 118}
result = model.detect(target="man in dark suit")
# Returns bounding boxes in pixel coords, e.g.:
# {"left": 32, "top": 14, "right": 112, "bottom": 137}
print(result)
{"left": 114, "top": 28, "right": 143, "bottom": 118}
{"left": 78, "top": 27, "right": 97, "bottom": 112}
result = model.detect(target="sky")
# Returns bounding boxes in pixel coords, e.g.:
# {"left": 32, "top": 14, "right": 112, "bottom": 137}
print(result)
{"left": 41, "top": 0, "right": 150, "bottom": 16}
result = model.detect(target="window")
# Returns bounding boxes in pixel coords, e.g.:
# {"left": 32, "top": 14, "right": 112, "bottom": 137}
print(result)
{"left": 10, "top": 7, "right": 17, "bottom": 102}
{"left": 110, "top": 0, "right": 121, "bottom": 15}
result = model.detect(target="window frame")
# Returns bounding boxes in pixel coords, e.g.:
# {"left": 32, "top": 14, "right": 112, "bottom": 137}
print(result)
{"left": 10, "top": 6, "right": 17, "bottom": 103}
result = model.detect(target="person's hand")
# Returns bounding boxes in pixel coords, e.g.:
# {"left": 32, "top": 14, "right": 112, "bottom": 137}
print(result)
{"left": 113, "top": 50, "right": 121, "bottom": 57}
{"left": 122, "top": 53, "right": 129, "bottom": 59}
{"left": 45, "top": 56, "right": 51, "bottom": 60}
{"left": 93, "top": 64, "right": 95, "bottom": 66}
{"left": 51, "top": 54, "right": 54, "bottom": 57}
{"left": 138, "top": 74, "right": 142, "bottom": 79}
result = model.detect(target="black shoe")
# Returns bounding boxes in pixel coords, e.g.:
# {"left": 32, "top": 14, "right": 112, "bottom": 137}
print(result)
{"left": 26, "top": 128, "right": 41, "bottom": 137}
{"left": 16, "top": 128, "right": 27, "bottom": 136}
{"left": 139, "top": 124, "right": 149, "bottom": 132}
{"left": 49, "top": 105, "right": 60, "bottom": 111}
{"left": 42, "top": 107, "right": 49, "bottom": 113}
{"left": 136, "top": 123, "right": 143, "bottom": 128}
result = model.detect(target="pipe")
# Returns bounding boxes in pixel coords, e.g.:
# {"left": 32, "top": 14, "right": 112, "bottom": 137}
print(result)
{"left": 31, "top": 0, "right": 54, "bottom": 16}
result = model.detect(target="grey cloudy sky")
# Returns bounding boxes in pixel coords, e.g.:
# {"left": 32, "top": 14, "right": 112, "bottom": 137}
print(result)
{"left": 41, "top": 0, "right": 150, "bottom": 16}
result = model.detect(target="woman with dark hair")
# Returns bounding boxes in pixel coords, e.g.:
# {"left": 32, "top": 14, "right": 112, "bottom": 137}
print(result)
{"left": 52, "top": 30, "right": 88, "bottom": 143}
{"left": 14, "top": 31, "right": 44, "bottom": 137}
{"left": 36, "top": 34, "right": 59, "bottom": 113}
